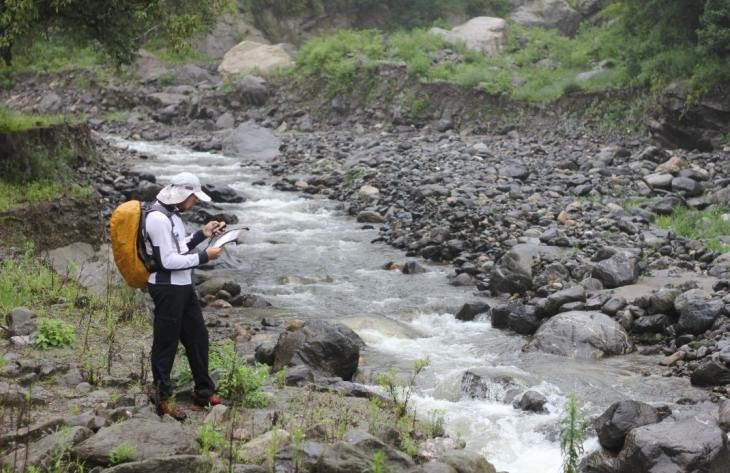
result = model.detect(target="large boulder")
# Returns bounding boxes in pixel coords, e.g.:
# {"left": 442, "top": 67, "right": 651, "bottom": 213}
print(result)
{"left": 235, "top": 75, "right": 270, "bottom": 107}
{"left": 73, "top": 417, "right": 197, "bottom": 466}
{"left": 594, "top": 400, "right": 665, "bottom": 451}
{"left": 267, "top": 320, "right": 363, "bottom": 381}
{"left": 615, "top": 416, "right": 730, "bottom": 473}
{"left": 526, "top": 311, "right": 632, "bottom": 359}
{"left": 510, "top": 0, "right": 582, "bottom": 36}
{"left": 218, "top": 41, "right": 292, "bottom": 76}
{"left": 222, "top": 121, "right": 281, "bottom": 161}
{"left": 429, "top": 17, "right": 507, "bottom": 56}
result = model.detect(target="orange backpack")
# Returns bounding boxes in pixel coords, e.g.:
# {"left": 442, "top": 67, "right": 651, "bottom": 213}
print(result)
{"left": 110, "top": 201, "right": 172, "bottom": 288}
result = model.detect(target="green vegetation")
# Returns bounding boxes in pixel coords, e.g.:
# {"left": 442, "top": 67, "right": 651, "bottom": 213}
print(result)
{"left": 0, "top": 181, "right": 92, "bottom": 211}
{"left": 656, "top": 205, "right": 730, "bottom": 253}
{"left": 0, "top": 0, "right": 235, "bottom": 67}
{"left": 197, "top": 423, "right": 225, "bottom": 453}
{"left": 34, "top": 318, "right": 76, "bottom": 349}
{"left": 173, "top": 340, "right": 270, "bottom": 406}
{"left": 560, "top": 394, "right": 587, "bottom": 473}
{"left": 109, "top": 443, "right": 137, "bottom": 464}
{"left": 291, "top": 1, "right": 729, "bottom": 103}
{"left": 376, "top": 357, "right": 430, "bottom": 419}
{"left": 0, "top": 106, "right": 69, "bottom": 132}
{"left": 0, "top": 244, "right": 78, "bottom": 313}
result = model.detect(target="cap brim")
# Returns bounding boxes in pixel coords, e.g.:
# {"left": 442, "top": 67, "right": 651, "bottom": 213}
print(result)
{"left": 195, "top": 191, "right": 211, "bottom": 202}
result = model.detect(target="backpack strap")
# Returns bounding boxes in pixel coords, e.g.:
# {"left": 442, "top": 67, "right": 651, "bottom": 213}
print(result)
{"left": 140, "top": 201, "right": 181, "bottom": 271}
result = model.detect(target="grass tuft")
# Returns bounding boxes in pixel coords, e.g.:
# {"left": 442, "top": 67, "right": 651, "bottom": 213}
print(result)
{"left": 655, "top": 205, "right": 730, "bottom": 253}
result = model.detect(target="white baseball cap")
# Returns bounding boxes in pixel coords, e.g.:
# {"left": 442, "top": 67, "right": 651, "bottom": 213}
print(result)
{"left": 156, "top": 172, "right": 211, "bottom": 205}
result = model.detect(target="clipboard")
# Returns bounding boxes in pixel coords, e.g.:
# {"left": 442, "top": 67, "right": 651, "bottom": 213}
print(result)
{"left": 211, "top": 229, "right": 242, "bottom": 248}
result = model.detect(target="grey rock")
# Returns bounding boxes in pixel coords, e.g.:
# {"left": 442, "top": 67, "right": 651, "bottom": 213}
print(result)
{"left": 616, "top": 416, "right": 729, "bottom": 473}
{"left": 490, "top": 246, "right": 534, "bottom": 294}
{"left": 671, "top": 176, "right": 703, "bottom": 197}
{"left": 594, "top": 400, "right": 663, "bottom": 450}
{"left": 632, "top": 314, "right": 672, "bottom": 334}
{"left": 545, "top": 285, "right": 586, "bottom": 316}
{"left": 73, "top": 417, "right": 197, "bottom": 466}
{"left": 526, "top": 311, "right": 632, "bottom": 359}
{"left": 222, "top": 121, "right": 280, "bottom": 161}
{"left": 202, "top": 183, "right": 246, "bottom": 203}
{"left": 455, "top": 302, "right": 490, "bottom": 321}
{"left": 648, "top": 288, "right": 680, "bottom": 315}
{"left": 174, "top": 64, "right": 214, "bottom": 85}
{"left": 601, "top": 296, "right": 626, "bottom": 316}
{"left": 442, "top": 450, "right": 497, "bottom": 473}
{"left": 592, "top": 253, "right": 638, "bottom": 288}
{"left": 271, "top": 320, "right": 363, "bottom": 381}
{"left": 197, "top": 277, "right": 241, "bottom": 297}
{"left": 720, "top": 400, "right": 730, "bottom": 432}
{"left": 643, "top": 173, "right": 673, "bottom": 189}
{"left": 513, "top": 390, "right": 547, "bottom": 413}
{"left": 690, "top": 357, "right": 730, "bottom": 386}
{"left": 1, "top": 426, "right": 92, "bottom": 471}
{"left": 6, "top": 307, "right": 37, "bottom": 336}
{"left": 357, "top": 211, "right": 386, "bottom": 223}
{"left": 101, "top": 454, "right": 213, "bottom": 473}
{"left": 675, "top": 291, "right": 723, "bottom": 334}
{"left": 402, "top": 261, "right": 428, "bottom": 274}
{"left": 236, "top": 75, "right": 269, "bottom": 107}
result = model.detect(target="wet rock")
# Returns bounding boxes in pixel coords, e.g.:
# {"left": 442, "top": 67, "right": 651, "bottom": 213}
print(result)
{"left": 455, "top": 302, "right": 490, "bottom": 322}
{"left": 197, "top": 277, "right": 241, "bottom": 297}
{"left": 690, "top": 357, "right": 730, "bottom": 386}
{"left": 270, "top": 320, "right": 363, "bottom": 381}
{"left": 490, "top": 246, "right": 534, "bottom": 294}
{"left": 460, "top": 368, "right": 527, "bottom": 402}
{"left": 545, "top": 285, "right": 586, "bottom": 316}
{"left": 601, "top": 296, "right": 627, "bottom": 316}
{"left": 648, "top": 288, "right": 680, "bottom": 315}
{"left": 357, "top": 211, "right": 386, "bottom": 223}
{"left": 592, "top": 253, "right": 638, "bottom": 288}
{"left": 674, "top": 290, "right": 723, "bottom": 334}
{"left": 526, "top": 311, "right": 632, "bottom": 359}
{"left": 507, "top": 305, "right": 540, "bottom": 335}
{"left": 202, "top": 183, "right": 246, "bottom": 203}
{"left": 632, "top": 314, "right": 672, "bottom": 334}
{"left": 616, "top": 416, "right": 729, "bottom": 473}
{"left": 594, "top": 400, "right": 665, "bottom": 451}
{"left": 513, "top": 390, "right": 547, "bottom": 413}
{"left": 402, "top": 261, "right": 428, "bottom": 274}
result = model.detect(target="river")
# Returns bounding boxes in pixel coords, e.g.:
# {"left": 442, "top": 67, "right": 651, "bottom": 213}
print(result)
{"left": 108, "top": 136, "right": 705, "bottom": 473}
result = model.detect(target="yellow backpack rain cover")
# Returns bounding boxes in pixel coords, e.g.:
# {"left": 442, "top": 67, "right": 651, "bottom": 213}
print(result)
{"left": 110, "top": 200, "right": 150, "bottom": 288}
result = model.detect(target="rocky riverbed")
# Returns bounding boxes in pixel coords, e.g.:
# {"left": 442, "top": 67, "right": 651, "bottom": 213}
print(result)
{"left": 2, "top": 61, "right": 730, "bottom": 472}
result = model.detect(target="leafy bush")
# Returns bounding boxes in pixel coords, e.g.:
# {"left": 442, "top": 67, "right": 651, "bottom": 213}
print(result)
{"left": 699, "top": 0, "right": 730, "bottom": 56}
{"left": 34, "top": 318, "right": 76, "bottom": 349}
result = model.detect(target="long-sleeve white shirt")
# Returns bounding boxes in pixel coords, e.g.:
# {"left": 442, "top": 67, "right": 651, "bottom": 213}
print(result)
{"left": 144, "top": 207, "right": 208, "bottom": 285}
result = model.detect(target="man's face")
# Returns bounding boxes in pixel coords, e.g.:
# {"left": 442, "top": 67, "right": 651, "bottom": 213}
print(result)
{"left": 178, "top": 194, "right": 198, "bottom": 211}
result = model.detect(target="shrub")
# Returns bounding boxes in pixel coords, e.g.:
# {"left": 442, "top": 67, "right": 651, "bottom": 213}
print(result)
{"left": 109, "top": 443, "right": 136, "bottom": 465}
{"left": 196, "top": 423, "right": 225, "bottom": 453}
{"left": 209, "top": 340, "right": 270, "bottom": 407}
{"left": 560, "top": 394, "right": 587, "bottom": 473}
{"left": 34, "top": 318, "right": 76, "bottom": 349}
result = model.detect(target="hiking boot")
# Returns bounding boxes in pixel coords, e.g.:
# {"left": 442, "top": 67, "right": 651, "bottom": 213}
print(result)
{"left": 191, "top": 392, "right": 222, "bottom": 408}
{"left": 156, "top": 399, "right": 187, "bottom": 421}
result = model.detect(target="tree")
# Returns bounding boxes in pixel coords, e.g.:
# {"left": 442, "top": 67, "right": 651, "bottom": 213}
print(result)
{"left": 699, "top": 0, "right": 730, "bottom": 56}
{"left": 0, "top": 0, "right": 233, "bottom": 66}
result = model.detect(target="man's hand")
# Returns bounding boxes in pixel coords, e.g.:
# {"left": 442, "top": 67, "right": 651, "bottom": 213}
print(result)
{"left": 203, "top": 221, "right": 226, "bottom": 238}
{"left": 206, "top": 247, "right": 225, "bottom": 260}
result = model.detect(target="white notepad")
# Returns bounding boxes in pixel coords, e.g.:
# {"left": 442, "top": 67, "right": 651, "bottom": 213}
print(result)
{"left": 211, "top": 229, "right": 241, "bottom": 248}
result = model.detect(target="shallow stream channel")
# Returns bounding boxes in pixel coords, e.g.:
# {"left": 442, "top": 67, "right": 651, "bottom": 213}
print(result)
{"left": 109, "top": 137, "right": 706, "bottom": 473}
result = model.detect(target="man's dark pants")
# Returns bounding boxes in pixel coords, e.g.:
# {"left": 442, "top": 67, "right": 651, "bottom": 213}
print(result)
{"left": 148, "top": 284, "right": 215, "bottom": 399}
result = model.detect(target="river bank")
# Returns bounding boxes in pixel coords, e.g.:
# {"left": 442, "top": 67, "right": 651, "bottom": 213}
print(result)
{"left": 1, "top": 62, "right": 730, "bottom": 472}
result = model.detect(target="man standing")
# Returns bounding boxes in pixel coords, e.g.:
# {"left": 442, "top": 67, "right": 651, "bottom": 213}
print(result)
{"left": 145, "top": 172, "right": 226, "bottom": 420}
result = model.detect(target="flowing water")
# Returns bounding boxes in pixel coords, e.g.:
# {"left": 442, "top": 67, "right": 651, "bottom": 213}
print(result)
{"left": 108, "top": 137, "right": 706, "bottom": 473}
